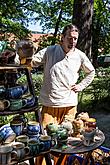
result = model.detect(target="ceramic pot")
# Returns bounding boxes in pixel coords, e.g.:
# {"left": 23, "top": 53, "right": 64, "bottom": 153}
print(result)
{"left": 10, "top": 120, "right": 23, "bottom": 136}
{"left": 6, "top": 85, "right": 28, "bottom": 99}
{"left": 57, "top": 127, "right": 68, "bottom": 140}
{"left": 46, "top": 123, "right": 59, "bottom": 134}
{"left": 0, "top": 125, "right": 16, "bottom": 143}
{"left": 27, "top": 139, "right": 42, "bottom": 156}
{"left": 12, "top": 142, "right": 29, "bottom": 160}
{"left": 82, "top": 128, "right": 96, "bottom": 146}
{"left": 12, "top": 115, "right": 28, "bottom": 128}
{"left": 27, "top": 121, "right": 40, "bottom": 135}
{"left": 39, "top": 135, "right": 56, "bottom": 152}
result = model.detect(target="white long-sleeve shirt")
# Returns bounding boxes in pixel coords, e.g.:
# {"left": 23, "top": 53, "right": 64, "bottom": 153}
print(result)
{"left": 31, "top": 45, "right": 95, "bottom": 107}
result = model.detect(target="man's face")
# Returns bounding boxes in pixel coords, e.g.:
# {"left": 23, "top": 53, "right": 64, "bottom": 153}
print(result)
{"left": 62, "top": 29, "right": 79, "bottom": 51}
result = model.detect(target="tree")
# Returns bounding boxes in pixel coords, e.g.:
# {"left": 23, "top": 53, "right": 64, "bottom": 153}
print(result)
{"left": 33, "top": 0, "right": 73, "bottom": 44}
{"left": 92, "top": 0, "right": 110, "bottom": 67}
{"left": 0, "top": 0, "right": 38, "bottom": 39}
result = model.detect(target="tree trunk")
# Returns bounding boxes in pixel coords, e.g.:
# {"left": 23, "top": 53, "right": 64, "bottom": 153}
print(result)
{"left": 72, "top": 0, "right": 94, "bottom": 60}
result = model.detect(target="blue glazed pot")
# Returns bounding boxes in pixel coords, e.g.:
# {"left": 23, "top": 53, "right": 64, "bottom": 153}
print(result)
{"left": 6, "top": 85, "right": 28, "bottom": 99}
{"left": 27, "top": 121, "right": 40, "bottom": 135}
{"left": 0, "top": 125, "right": 16, "bottom": 143}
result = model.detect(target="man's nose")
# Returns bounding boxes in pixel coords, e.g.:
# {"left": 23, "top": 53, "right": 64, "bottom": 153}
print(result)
{"left": 70, "top": 38, "right": 74, "bottom": 43}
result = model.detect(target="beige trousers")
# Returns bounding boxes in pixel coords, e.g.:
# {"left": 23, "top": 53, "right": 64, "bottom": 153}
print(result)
{"left": 35, "top": 106, "right": 77, "bottom": 165}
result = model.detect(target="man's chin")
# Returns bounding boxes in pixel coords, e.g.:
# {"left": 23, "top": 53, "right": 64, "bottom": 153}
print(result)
{"left": 68, "top": 45, "right": 75, "bottom": 49}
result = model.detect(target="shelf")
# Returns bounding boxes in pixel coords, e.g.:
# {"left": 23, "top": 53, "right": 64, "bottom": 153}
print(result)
{"left": 0, "top": 105, "right": 39, "bottom": 115}
{"left": 0, "top": 65, "right": 52, "bottom": 165}
{"left": 0, "top": 64, "right": 29, "bottom": 70}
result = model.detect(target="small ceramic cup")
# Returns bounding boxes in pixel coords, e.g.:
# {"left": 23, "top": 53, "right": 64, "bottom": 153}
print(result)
{"left": 27, "top": 139, "right": 42, "bottom": 156}
{"left": 27, "top": 121, "right": 40, "bottom": 135}
{"left": 22, "top": 94, "right": 36, "bottom": 108}
{"left": 9, "top": 99, "right": 27, "bottom": 111}
{"left": 0, "top": 144, "right": 13, "bottom": 165}
{"left": 82, "top": 128, "right": 96, "bottom": 146}
{"left": 0, "top": 99, "right": 10, "bottom": 111}
{"left": 39, "top": 135, "right": 56, "bottom": 152}
{"left": 0, "top": 125, "right": 16, "bottom": 144}
{"left": 16, "top": 135, "right": 29, "bottom": 146}
{"left": 10, "top": 120, "right": 23, "bottom": 136}
{"left": 12, "top": 115, "right": 28, "bottom": 128}
{"left": 11, "top": 142, "right": 29, "bottom": 160}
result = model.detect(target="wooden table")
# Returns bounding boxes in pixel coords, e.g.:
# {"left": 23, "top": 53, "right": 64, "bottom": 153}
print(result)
{"left": 51, "top": 130, "right": 105, "bottom": 165}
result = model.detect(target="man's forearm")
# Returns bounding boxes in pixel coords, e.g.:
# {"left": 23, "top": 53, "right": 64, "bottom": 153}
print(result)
{"left": 78, "top": 70, "right": 95, "bottom": 91}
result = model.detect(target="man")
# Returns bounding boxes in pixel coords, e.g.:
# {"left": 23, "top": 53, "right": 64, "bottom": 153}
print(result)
{"left": 31, "top": 24, "right": 95, "bottom": 165}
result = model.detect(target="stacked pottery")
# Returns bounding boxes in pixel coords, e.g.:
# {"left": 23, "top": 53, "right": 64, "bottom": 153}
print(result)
{"left": 27, "top": 121, "right": 40, "bottom": 140}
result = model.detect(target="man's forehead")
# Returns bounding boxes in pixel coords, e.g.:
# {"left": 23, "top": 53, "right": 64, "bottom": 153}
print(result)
{"left": 66, "top": 29, "right": 79, "bottom": 36}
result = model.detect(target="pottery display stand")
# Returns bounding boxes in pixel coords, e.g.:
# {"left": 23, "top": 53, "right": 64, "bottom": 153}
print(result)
{"left": 0, "top": 65, "right": 52, "bottom": 165}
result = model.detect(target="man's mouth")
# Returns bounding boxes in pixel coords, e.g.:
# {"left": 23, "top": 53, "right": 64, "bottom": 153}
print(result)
{"left": 68, "top": 44, "right": 74, "bottom": 49}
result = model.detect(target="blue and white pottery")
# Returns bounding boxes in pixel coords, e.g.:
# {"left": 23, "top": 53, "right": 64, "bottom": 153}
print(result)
{"left": 22, "top": 95, "right": 36, "bottom": 108}
{"left": 27, "top": 133, "right": 40, "bottom": 140}
{"left": 27, "top": 121, "right": 40, "bottom": 135}
{"left": 6, "top": 85, "right": 28, "bottom": 99}
{"left": 10, "top": 121, "right": 23, "bottom": 136}
{"left": 0, "top": 125, "right": 16, "bottom": 143}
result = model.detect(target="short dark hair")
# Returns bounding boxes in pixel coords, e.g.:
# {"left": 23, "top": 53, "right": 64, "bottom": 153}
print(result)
{"left": 62, "top": 24, "right": 79, "bottom": 36}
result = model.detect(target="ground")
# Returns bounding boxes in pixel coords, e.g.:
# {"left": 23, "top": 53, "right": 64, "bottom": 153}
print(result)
{"left": 90, "top": 111, "right": 110, "bottom": 147}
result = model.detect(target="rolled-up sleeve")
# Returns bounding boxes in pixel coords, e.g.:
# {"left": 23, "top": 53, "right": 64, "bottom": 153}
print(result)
{"left": 78, "top": 55, "right": 95, "bottom": 91}
{"left": 31, "top": 48, "right": 47, "bottom": 67}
